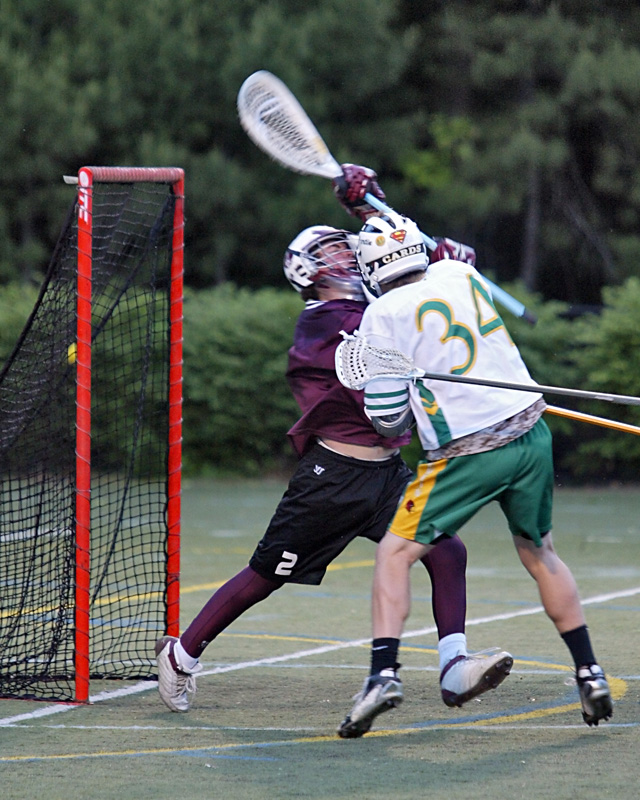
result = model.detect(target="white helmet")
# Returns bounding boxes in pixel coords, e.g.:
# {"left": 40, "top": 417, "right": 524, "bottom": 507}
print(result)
{"left": 283, "top": 226, "right": 363, "bottom": 299}
{"left": 356, "top": 211, "right": 428, "bottom": 295}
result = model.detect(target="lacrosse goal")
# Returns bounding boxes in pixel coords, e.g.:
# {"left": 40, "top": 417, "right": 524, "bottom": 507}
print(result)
{"left": 0, "top": 167, "right": 184, "bottom": 702}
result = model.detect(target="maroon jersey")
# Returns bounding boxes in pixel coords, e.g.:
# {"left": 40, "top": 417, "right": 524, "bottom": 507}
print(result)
{"left": 286, "top": 299, "right": 411, "bottom": 457}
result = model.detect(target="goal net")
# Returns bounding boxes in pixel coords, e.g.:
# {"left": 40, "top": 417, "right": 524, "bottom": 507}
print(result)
{"left": 0, "top": 167, "right": 184, "bottom": 702}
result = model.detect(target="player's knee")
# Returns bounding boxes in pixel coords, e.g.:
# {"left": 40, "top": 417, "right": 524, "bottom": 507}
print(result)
{"left": 377, "top": 531, "right": 425, "bottom": 565}
{"left": 424, "top": 533, "right": 467, "bottom": 571}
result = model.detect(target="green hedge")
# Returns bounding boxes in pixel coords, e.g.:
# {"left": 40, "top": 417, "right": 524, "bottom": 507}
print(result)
{"left": 181, "top": 284, "right": 302, "bottom": 475}
{"left": 0, "top": 280, "right": 638, "bottom": 480}
{"left": 560, "top": 278, "right": 640, "bottom": 480}
{"left": 0, "top": 282, "right": 41, "bottom": 365}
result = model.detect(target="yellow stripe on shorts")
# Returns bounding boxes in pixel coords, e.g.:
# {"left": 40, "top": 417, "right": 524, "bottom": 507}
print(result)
{"left": 389, "top": 459, "right": 448, "bottom": 541}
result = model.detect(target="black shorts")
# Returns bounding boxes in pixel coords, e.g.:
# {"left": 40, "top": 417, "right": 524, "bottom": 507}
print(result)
{"left": 249, "top": 444, "right": 412, "bottom": 585}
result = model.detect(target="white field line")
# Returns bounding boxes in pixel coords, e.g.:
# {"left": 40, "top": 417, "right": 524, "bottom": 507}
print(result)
{"left": 1, "top": 584, "right": 638, "bottom": 727}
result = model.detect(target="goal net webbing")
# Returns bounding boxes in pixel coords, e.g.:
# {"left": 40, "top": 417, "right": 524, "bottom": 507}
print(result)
{"left": 0, "top": 168, "right": 183, "bottom": 701}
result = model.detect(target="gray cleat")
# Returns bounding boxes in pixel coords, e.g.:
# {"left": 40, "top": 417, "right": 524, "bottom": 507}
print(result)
{"left": 338, "top": 668, "right": 403, "bottom": 739}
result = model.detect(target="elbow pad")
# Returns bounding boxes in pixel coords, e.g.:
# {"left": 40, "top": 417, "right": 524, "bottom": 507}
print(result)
{"left": 367, "top": 406, "right": 415, "bottom": 438}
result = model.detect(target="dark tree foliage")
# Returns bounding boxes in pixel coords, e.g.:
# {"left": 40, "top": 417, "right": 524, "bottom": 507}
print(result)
{"left": 1, "top": 1, "right": 640, "bottom": 306}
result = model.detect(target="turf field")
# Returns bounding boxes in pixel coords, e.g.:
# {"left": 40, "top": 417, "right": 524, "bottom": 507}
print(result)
{"left": 1, "top": 479, "right": 638, "bottom": 799}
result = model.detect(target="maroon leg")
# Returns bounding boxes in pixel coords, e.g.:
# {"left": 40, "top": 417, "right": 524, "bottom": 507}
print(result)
{"left": 420, "top": 534, "right": 467, "bottom": 638}
{"left": 180, "top": 566, "right": 282, "bottom": 658}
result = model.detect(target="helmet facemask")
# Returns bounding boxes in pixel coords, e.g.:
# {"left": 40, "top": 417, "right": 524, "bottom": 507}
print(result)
{"left": 284, "top": 228, "right": 364, "bottom": 300}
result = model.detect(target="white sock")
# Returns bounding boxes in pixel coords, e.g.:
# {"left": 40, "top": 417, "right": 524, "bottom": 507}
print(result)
{"left": 174, "top": 639, "right": 199, "bottom": 673}
{"left": 438, "top": 633, "right": 467, "bottom": 672}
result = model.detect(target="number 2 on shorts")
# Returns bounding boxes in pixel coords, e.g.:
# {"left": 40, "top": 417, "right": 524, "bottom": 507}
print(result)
{"left": 275, "top": 550, "right": 298, "bottom": 576}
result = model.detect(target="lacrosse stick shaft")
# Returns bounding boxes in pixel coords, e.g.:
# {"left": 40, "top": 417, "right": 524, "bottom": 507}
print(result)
{"left": 484, "top": 282, "right": 537, "bottom": 325}
{"left": 544, "top": 405, "right": 640, "bottom": 435}
{"left": 365, "top": 193, "right": 435, "bottom": 244}
{"left": 364, "top": 193, "right": 537, "bottom": 325}
{"left": 417, "top": 369, "right": 640, "bottom": 406}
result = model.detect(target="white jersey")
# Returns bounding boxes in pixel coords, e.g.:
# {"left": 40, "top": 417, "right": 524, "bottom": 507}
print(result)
{"left": 358, "top": 260, "right": 543, "bottom": 452}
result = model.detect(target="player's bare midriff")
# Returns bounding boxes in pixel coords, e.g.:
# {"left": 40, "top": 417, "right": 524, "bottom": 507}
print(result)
{"left": 318, "top": 438, "right": 399, "bottom": 461}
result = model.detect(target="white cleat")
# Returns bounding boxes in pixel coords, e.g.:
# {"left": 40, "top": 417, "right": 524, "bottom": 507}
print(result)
{"left": 441, "top": 650, "right": 513, "bottom": 708}
{"left": 155, "top": 635, "right": 202, "bottom": 712}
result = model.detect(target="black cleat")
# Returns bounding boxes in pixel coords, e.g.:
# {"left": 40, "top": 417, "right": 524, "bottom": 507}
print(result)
{"left": 577, "top": 664, "right": 613, "bottom": 727}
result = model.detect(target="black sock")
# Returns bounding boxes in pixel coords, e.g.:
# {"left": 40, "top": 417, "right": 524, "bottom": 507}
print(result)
{"left": 561, "top": 625, "right": 596, "bottom": 670}
{"left": 370, "top": 637, "right": 399, "bottom": 675}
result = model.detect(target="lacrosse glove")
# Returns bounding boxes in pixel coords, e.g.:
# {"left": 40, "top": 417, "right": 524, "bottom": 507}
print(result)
{"left": 431, "top": 237, "right": 476, "bottom": 266}
{"left": 332, "top": 163, "right": 386, "bottom": 222}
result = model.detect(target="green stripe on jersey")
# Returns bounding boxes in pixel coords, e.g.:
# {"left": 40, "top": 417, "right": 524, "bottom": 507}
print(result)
{"left": 417, "top": 383, "right": 452, "bottom": 446}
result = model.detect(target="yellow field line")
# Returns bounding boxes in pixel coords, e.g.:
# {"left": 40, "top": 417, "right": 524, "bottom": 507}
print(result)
{"left": 182, "top": 559, "right": 375, "bottom": 594}
{"left": 1, "top": 559, "right": 376, "bottom": 620}
{"left": 0, "top": 668, "right": 629, "bottom": 764}
{"left": 0, "top": 639, "right": 629, "bottom": 760}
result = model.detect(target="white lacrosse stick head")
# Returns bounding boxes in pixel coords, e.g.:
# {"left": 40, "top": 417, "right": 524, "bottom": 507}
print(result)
{"left": 335, "top": 333, "right": 369, "bottom": 390}
{"left": 237, "top": 71, "right": 343, "bottom": 180}
{"left": 335, "top": 331, "right": 419, "bottom": 390}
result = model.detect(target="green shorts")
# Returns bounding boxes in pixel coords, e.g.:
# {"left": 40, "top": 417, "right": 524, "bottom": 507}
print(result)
{"left": 389, "top": 418, "right": 553, "bottom": 547}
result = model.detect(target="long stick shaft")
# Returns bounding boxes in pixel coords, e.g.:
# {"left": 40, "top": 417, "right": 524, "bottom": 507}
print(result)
{"left": 545, "top": 405, "right": 640, "bottom": 435}
{"left": 415, "top": 369, "right": 640, "bottom": 406}
{"left": 365, "top": 193, "right": 537, "bottom": 324}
